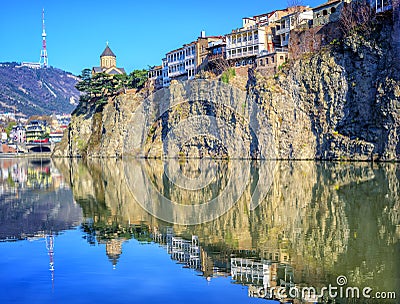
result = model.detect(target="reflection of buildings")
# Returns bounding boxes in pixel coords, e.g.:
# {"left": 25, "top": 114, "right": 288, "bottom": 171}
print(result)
{"left": 105, "top": 239, "right": 123, "bottom": 269}
{"left": 231, "top": 258, "right": 295, "bottom": 301}
{"left": 46, "top": 234, "right": 55, "bottom": 287}
{"left": 153, "top": 227, "right": 202, "bottom": 271}
{"left": 0, "top": 159, "right": 81, "bottom": 241}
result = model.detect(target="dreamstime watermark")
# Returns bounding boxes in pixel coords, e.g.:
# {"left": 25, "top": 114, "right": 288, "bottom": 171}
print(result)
{"left": 123, "top": 79, "right": 277, "bottom": 225}
{"left": 251, "top": 275, "right": 397, "bottom": 301}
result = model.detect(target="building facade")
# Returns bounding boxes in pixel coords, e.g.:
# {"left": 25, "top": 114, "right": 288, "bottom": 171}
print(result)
{"left": 11, "top": 124, "right": 26, "bottom": 144}
{"left": 226, "top": 19, "right": 266, "bottom": 66}
{"left": 25, "top": 120, "right": 49, "bottom": 143}
{"left": 148, "top": 65, "right": 163, "bottom": 90}
{"left": 312, "top": 0, "right": 343, "bottom": 27}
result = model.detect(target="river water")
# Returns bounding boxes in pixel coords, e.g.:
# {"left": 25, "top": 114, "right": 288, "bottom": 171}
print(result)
{"left": 0, "top": 158, "right": 399, "bottom": 303}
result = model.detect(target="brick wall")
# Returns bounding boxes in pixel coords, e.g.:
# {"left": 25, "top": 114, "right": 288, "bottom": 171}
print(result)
{"left": 289, "top": 22, "right": 343, "bottom": 59}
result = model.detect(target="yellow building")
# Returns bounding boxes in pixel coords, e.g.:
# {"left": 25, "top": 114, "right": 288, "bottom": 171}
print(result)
{"left": 92, "top": 43, "right": 126, "bottom": 76}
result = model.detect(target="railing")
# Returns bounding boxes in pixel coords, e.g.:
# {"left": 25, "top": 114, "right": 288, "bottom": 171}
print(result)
{"left": 227, "top": 50, "right": 257, "bottom": 59}
{"left": 275, "top": 27, "right": 290, "bottom": 36}
{"left": 228, "top": 39, "right": 259, "bottom": 48}
{"left": 275, "top": 47, "right": 288, "bottom": 53}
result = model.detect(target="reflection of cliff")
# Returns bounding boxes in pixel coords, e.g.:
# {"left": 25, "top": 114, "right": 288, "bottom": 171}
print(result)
{"left": 54, "top": 158, "right": 400, "bottom": 297}
{"left": 0, "top": 159, "right": 82, "bottom": 240}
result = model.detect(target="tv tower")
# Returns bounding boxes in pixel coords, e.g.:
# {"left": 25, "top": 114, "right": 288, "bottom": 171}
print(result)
{"left": 39, "top": 8, "right": 48, "bottom": 68}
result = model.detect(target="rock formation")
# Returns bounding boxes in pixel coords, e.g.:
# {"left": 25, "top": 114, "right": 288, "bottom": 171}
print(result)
{"left": 54, "top": 18, "right": 399, "bottom": 161}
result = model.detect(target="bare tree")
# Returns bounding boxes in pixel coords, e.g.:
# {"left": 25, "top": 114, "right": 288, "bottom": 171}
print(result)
{"left": 287, "top": 0, "right": 305, "bottom": 29}
{"left": 340, "top": 0, "right": 375, "bottom": 35}
{"left": 287, "top": 0, "right": 304, "bottom": 12}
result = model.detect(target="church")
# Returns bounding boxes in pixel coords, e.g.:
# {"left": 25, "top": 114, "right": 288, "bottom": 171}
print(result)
{"left": 92, "top": 43, "right": 126, "bottom": 75}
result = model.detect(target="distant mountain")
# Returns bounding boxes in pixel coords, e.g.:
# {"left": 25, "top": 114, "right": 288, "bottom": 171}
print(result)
{"left": 0, "top": 62, "right": 80, "bottom": 117}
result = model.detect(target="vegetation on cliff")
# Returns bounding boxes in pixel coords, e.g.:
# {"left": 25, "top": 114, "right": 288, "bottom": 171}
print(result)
{"left": 75, "top": 68, "right": 148, "bottom": 104}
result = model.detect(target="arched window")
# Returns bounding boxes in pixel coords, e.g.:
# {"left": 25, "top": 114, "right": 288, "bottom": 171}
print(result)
{"left": 331, "top": 7, "right": 336, "bottom": 13}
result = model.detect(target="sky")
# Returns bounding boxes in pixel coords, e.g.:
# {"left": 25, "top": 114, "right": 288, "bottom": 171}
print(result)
{"left": 0, "top": 0, "right": 323, "bottom": 76}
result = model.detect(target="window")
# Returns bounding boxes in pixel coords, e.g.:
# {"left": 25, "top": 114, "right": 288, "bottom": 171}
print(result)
{"left": 266, "top": 58, "right": 269, "bottom": 64}
{"left": 259, "top": 59, "right": 264, "bottom": 66}
{"left": 323, "top": 9, "right": 328, "bottom": 16}
{"left": 254, "top": 34, "right": 258, "bottom": 40}
{"left": 280, "top": 55, "right": 284, "bottom": 60}
{"left": 249, "top": 35, "right": 253, "bottom": 41}
{"left": 331, "top": 7, "right": 336, "bottom": 13}
{"left": 238, "top": 37, "right": 242, "bottom": 43}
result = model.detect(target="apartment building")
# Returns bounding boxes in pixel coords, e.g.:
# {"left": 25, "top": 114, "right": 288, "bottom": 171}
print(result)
{"left": 226, "top": 18, "right": 266, "bottom": 66}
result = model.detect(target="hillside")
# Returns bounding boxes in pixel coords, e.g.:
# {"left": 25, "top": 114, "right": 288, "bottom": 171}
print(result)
{"left": 0, "top": 62, "right": 80, "bottom": 116}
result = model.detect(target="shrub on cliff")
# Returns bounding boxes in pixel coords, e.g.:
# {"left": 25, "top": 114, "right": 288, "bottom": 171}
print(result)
{"left": 221, "top": 68, "right": 236, "bottom": 84}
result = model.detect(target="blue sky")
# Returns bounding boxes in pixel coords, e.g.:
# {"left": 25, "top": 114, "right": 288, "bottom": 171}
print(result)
{"left": 0, "top": 0, "right": 323, "bottom": 75}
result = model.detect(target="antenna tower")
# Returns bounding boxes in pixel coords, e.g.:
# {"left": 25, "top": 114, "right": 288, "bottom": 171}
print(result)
{"left": 39, "top": 8, "right": 48, "bottom": 68}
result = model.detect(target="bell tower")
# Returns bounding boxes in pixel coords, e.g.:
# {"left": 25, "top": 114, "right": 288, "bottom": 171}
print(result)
{"left": 100, "top": 42, "right": 117, "bottom": 69}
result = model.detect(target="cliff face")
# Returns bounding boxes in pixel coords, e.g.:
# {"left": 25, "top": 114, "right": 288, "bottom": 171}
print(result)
{"left": 53, "top": 20, "right": 400, "bottom": 161}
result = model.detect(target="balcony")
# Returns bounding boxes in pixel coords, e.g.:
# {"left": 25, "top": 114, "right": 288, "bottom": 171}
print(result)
{"left": 227, "top": 49, "right": 257, "bottom": 60}
{"left": 276, "top": 27, "right": 290, "bottom": 36}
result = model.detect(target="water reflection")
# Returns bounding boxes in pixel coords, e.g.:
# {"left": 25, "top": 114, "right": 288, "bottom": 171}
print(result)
{"left": 0, "top": 158, "right": 399, "bottom": 303}
{"left": 0, "top": 158, "right": 82, "bottom": 240}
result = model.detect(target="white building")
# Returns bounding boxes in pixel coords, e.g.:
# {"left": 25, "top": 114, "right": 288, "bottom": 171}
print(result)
{"left": 148, "top": 65, "right": 163, "bottom": 90}
{"left": 162, "top": 58, "right": 170, "bottom": 87}
{"left": 166, "top": 42, "right": 196, "bottom": 81}
{"left": 226, "top": 18, "right": 266, "bottom": 65}
{"left": 10, "top": 124, "right": 26, "bottom": 144}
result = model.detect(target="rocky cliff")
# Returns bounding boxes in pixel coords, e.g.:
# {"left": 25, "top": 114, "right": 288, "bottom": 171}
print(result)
{"left": 53, "top": 18, "right": 400, "bottom": 161}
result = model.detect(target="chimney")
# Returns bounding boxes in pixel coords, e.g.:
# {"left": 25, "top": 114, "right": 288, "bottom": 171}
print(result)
{"left": 200, "top": 30, "right": 206, "bottom": 38}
